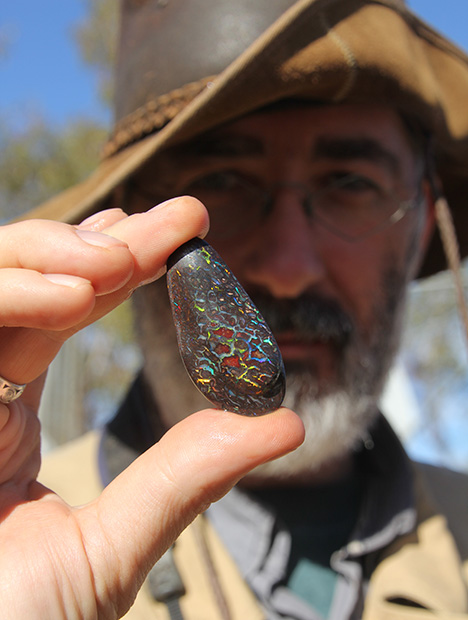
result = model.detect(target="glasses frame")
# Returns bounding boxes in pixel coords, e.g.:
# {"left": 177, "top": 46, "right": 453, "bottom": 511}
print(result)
{"left": 129, "top": 172, "right": 423, "bottom": 243}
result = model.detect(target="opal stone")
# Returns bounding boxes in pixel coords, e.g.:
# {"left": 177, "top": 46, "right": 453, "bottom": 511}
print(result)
{"left": 166, "top": 238, "right": 285, "bottom": 416}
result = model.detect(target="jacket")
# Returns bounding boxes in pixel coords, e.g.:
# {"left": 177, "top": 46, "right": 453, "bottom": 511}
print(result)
{"left": 39, "top": 428, "right": 468, "bottom": 619}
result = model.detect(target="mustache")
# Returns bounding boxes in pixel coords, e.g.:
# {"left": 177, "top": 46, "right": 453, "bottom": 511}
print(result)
{"left": 251, "top": 292, "right": 354, "bottom": 348}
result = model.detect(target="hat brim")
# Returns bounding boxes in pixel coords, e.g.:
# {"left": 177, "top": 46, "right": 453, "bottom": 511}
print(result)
{"left": 20, "top": 0, "right": 468, "bottom": 277}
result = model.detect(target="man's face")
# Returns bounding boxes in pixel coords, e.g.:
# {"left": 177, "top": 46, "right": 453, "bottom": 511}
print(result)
{"left": 130, "top": 103, "right": 433, "bottom": 480}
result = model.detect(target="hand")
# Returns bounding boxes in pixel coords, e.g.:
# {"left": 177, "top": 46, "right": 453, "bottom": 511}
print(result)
{"left": 0, "top": 200, "right": 304, "bottom": 619}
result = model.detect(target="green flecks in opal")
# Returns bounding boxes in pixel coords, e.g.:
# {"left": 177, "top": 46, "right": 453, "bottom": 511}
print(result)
{"left": 166, "top": 238, "right": 285, "bottom": 416}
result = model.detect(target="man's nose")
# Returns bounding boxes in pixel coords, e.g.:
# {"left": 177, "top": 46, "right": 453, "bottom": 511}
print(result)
{"left": 242, "top": 188, "right": 326, "bottom": 298}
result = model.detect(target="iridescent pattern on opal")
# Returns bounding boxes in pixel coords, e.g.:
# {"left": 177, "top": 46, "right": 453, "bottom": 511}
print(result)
{"left": 167, "top": 238, "right": 285, "bottom": 415}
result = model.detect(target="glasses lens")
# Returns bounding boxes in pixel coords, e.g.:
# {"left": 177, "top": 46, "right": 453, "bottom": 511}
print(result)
{"left": 313, "top": 174, "right": 404, "bottom": 239}
{"left": 183, "top": 171, "right": 267, "bottom": 240}
{"left": 132, "top": 171, "right": 413, "bottom": 243}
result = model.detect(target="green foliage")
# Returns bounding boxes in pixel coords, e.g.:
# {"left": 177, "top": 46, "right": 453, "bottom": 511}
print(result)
{"left": 72, "top": 0, "right": 119, "bottom": 107}
{"left": 0, "top": 0, "right": 119, "bottom": 222}
{"left": 0, "top": 118, "right": 108, "bottom": 221}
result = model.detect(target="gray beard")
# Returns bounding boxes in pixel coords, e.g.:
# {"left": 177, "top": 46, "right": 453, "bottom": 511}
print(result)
{"left": 252, "top": 271, "right": 404, "bottom": 480}
{"left": 132, "top": 258, "right": 408, "bottom": 480}
{"left": 253, "top": 389, "right": 376, "bottom": 481}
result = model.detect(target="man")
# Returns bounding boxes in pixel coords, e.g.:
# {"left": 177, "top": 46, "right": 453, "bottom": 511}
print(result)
{"left": 3, "top": 0, "right": 468, "bottom": 618}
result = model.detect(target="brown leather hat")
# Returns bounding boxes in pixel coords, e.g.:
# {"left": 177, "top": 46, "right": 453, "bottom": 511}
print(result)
{"left": 25, "top": 0, "right": 468, "bottom": 276}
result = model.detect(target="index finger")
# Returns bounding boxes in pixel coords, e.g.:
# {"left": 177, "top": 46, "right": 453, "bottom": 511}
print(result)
{"left": 0, "top": 196, "right": 209, "bottom": 384}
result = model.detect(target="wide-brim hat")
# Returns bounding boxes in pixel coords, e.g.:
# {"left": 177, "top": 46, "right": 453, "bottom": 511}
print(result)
{"left": 23, "top": 0, "right": 468, "bottom": 277}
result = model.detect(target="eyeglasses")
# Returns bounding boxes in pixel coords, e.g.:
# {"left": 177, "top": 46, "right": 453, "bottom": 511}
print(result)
{"left": 131, "top": 170, "right": 420, "bottom": 242}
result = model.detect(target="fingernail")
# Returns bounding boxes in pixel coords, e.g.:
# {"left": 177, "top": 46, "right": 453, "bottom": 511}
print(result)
{"left": 149, "top": 197, "right": 180, "bottom": 212}
{"left": 78, "top": 208, "right": 125, "bottom": 231}
{"left": 42, "top": 274, "right": 88, "bottom": 288}
{"left": 78, "top": 212, "right": 107, "bottom": 229}
{"left": 75, "top": 229, "right": 126, "bottom": 248}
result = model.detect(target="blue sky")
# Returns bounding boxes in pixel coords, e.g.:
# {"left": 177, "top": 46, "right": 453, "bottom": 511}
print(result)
{"left": 0, "top": 1, "right": 109, "bottom": 129}
{"left": 1, "top": 1, "right": 468, "bottom": 131}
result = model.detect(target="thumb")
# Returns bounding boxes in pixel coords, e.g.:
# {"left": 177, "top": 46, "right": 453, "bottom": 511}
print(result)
{"left": 79, "top": 407, "right": 304, "bottom": 611}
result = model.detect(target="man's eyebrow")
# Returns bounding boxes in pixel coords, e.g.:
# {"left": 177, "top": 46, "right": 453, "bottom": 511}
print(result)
{"left": 181, "top": 133, "right": 264, "bottom": 158}
{"left": 313, "top": 137, "right": 399, "bottom": 173}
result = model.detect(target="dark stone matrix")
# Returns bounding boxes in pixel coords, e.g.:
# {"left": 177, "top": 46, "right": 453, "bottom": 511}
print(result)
{"left": 167, "top": 238, "right": 285, "bottom": 415}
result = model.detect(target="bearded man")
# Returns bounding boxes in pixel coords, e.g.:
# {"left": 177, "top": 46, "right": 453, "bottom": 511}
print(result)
{"left": 2, "top": 1, "right": 468, "bottom": 619}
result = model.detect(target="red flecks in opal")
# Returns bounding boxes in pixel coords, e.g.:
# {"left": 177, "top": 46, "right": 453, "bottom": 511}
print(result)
{"left": 213, "top": 327, "right": 234, "bottom": 338}
{"left": 167, "top": 237, "right": 285, "bottom": 415}
{"left": 215, "top": 343, "right": 231, "bottom": 355}
{"left": 222, "top": 356, "right": 241, "bottom": 368}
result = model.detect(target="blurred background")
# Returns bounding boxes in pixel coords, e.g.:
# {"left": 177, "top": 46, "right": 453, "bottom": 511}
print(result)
{"left": 1, "top": 0, "right": 467, "bottom": 471}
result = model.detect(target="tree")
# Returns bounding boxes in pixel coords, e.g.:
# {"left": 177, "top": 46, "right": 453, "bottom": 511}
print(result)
{"left": 0, "top": 118, "right": 108, "bottom": 221}
{"left": 73, "top": 0, "right": 119, "bottom": 107}
{"left": 0, "top": 0, "right": 118, "bottom": 222}
{"left": 0, "top": 0, "right": 134, "bottom": 448}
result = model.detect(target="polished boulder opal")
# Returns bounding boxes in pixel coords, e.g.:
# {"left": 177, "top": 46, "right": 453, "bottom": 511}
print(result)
{"left": 167, "top": 238, "right": 285, "bottom": 416}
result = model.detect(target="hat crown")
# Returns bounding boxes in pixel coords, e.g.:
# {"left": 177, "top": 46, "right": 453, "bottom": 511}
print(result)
{"left": 115, "top": 0, "right": 299, "bottom": 124}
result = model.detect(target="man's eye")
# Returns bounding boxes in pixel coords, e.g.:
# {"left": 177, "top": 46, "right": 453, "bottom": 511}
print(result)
{"left": 187, "top": 171, "right": 242, "bottom": 193}
{"left": 327, "top": 173, "right": 380, "bottom": 193}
